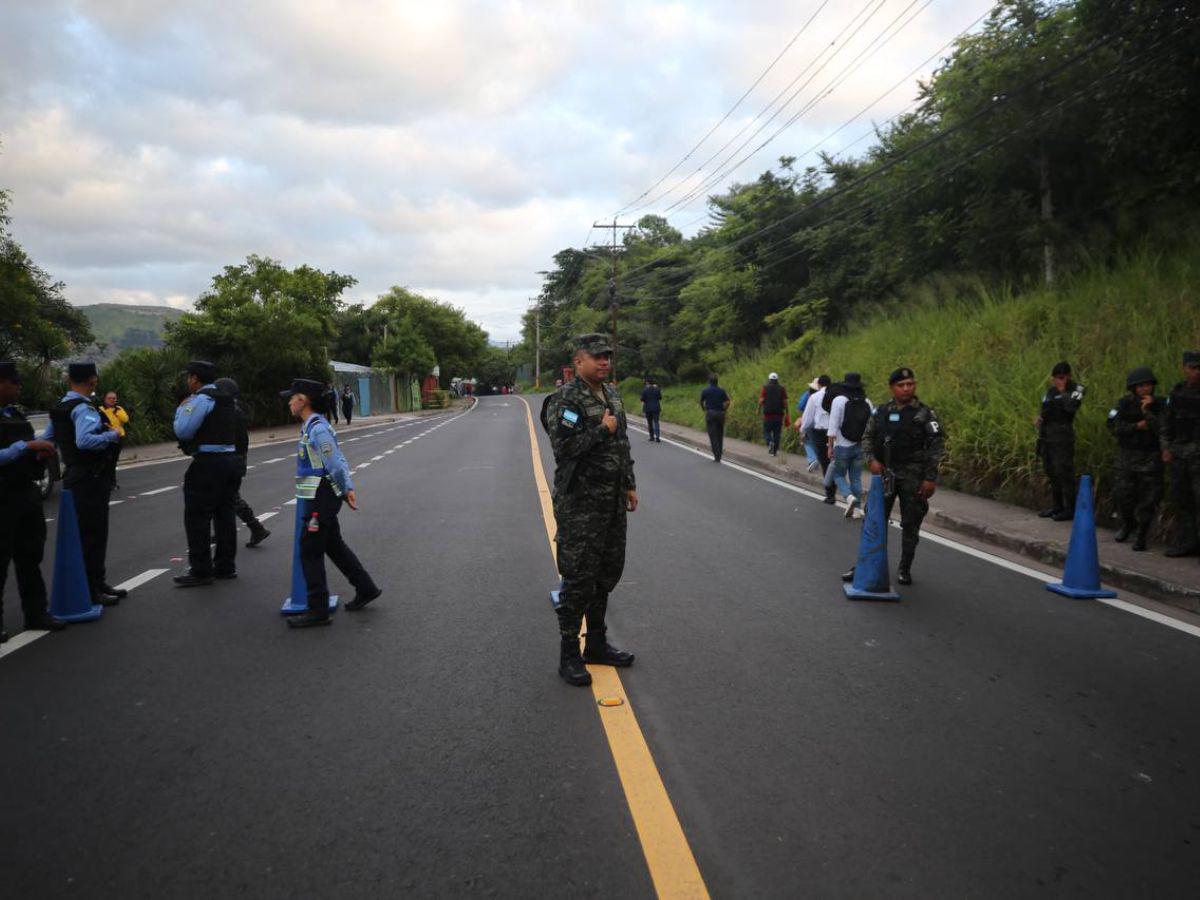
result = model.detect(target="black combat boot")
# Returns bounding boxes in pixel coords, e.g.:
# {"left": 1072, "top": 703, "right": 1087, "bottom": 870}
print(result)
{"left": 287, "top": 611, "right": 331, "bottom": 629}
{"left": 824, "top": 484, "right": 837, "bottom": 505}
{"left": 897, "top": 554, "right": 914, "bottom": 586}
{"left": 246, "top": 523, "right": 271, "bottom": 548}
{"left": 1132, "top": 524, "right": 1151, "bottom": 552}
{"left": 559, "top": 637, "right": 592, "bottom": 686}
{"left": 583, "top": 628, "right": 635, "bottom": 667}
{"left": 1165, "top": 544, "right": 1200, "bottom": 558}
{"left": 1113, "top": 520, "right": 1134, "bottom": 543}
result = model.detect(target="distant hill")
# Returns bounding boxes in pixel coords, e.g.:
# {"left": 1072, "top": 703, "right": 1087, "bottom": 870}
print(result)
{"left": 80, "top": 303, "right": 186, "bottom": 361}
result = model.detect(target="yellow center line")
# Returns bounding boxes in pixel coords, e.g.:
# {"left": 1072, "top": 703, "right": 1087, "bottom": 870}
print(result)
{"left": 518, "top": 396, "right": 709, "bottom": 900}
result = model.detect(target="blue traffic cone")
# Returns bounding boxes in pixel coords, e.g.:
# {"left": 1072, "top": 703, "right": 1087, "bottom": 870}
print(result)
{"left": 843, "top": 475, "right": 901, "bottom": 601}
{"left": 1046, "top": 475, "right": 1116, "bottom": 599}
{"left": 49, "top": 489, "right": 103, "bottom": 623}
{"left": 280, "top": 500, "right": 340, "bottom": 615}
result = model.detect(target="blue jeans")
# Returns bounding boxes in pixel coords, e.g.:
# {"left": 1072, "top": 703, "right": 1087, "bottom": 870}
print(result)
{"left": 802, "top": 427, "right": 821, "bottom": 468}
{"left": 825, "top": 444, "right": 863, "bottom": 500}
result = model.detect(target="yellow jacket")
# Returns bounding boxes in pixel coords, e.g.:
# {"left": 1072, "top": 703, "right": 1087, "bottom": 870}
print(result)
{"left": 100, "top": 404, "right": 129, "bottom": 437}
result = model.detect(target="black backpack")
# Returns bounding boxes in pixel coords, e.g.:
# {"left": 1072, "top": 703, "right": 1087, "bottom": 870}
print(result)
{"left": 839, "top": 398, "right": 871, "bottom": 442}
{"left": 821, "top": 383, "right": 844, "bottom": 413}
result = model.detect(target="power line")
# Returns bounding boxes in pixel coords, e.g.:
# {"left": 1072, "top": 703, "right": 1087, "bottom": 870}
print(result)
{"left": 661, "top": 0, "right": 934, "bottom": 216}
{"left": 612, "top": 0, "right": 834, "bottom": 217}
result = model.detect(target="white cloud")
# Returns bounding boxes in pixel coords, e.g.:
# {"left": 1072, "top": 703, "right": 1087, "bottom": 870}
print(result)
{"left": 0, "top": 0, "right": 993, "bottom": 340}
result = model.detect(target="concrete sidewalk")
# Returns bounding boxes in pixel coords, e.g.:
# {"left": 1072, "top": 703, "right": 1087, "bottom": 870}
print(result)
{"left": 115, "top": 405, "right": 460, "bottom": 467}
{"left": 647, "top": 417, "right": 1200, "bottom": 614}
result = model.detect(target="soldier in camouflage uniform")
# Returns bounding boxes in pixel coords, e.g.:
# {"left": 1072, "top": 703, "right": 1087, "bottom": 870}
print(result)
{"left": 1106, "top": 367, "right": 1164, "bottom": 551}
{"left": 1161, "top": 350, "right": 1200, "bottom": 558}
{"left": 843, "top": 367, "right": 945, "bottom": 586}
{"left": 542, "top": 334, "right": 638, "bottom": 686}
{"left": 1035, "top": 361, "right": 1085, "bottom": 521}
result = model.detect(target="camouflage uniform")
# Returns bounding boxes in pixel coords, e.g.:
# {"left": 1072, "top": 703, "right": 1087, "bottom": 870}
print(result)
{"left": 861, "top": 397, "right": 945, "bottom": 572}
{"left": 1161, "top": 374, "right": 1200, "bottom": 554}
{"left": 544, "top": 376, "right": 636, "bottom": 640}
{"left": 1106, "top": 392, "right": 1164, "bottom": 540}
{"left": 1038, "top": 379, "right": 1085, "bottom": 515}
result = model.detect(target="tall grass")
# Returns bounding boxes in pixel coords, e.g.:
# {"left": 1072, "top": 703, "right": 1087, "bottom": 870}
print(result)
{"left": 621, "top": 244, "right": 1200, "bottom": 515}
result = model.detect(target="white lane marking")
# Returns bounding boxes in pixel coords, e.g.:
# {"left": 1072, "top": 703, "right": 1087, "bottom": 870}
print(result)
{"left": 109, "top": 500, "right": 124, "bottom": 507}
{"left": 245, "top": 465, "right": 257, "bottom": 470}
{"left": 260, "top": 457, "right": 287, "bottom": 465}
{"left": 113, "top": 568, "right": 169, "bottom": 592}
{"left": 632, "top": 425, "right": 1200, "bottom": 641}
{"left": 345, "top": 438, "right": 360, "bottom": 442}
{"left": 0, "top": 629, "right": 49, "bottom": 660}
{"left": 44, "top": 517, "right": 54, "bottom": 523}
{"left": 284, "top": 498, "right": 298, "bottom": 506}
{"left": 371, "top": 455, "right": 384, "bottom": 461}
{"left": 384, "top": 450, "right": 395, "bottom": 455}
{"left": 140, "top": 486, "right": 177, "bottom": 496}
{"left": 256, "top": 511, "right": 279, "bottom": 522}
{"left": 358, "top": 462, "right": 372, "bottom": 469}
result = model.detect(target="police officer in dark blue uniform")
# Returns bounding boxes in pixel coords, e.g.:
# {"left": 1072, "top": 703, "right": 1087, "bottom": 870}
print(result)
{"left": 173, "top": 361, "right": 242, "bottom": 587}
{"left": 0, "top": 361, "right": 66, "bottom": 642}
{"left": 47, "top": 361, "right": 126, "bottom": 606}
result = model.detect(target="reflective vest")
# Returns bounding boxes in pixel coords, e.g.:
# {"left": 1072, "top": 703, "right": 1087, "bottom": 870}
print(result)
{"left": 295, "top": 416, "right": 338, "bottom": 499}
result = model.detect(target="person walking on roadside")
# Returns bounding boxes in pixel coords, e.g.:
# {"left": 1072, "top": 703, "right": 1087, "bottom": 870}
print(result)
{"left": 825, "top": 372, "right": 873, "bottom": 518}
{"left": 214, "top": 377, "right": 271, "bottom": 548}
{"left": 281, "top": 378, "right": 381, "bottom": 628}
{"left": 47, "top": 361, "right": 126, "bottom": 607}
{"left": 0, "top": 361, "right": 66, "bottom": 642}
{"left": 758, "top": 372, "right": 790, "bottom": 456}
{"left": 173, "top": 361, "right": 241, "bottom": 587}
{"left": 796, "top": 376, "right": 823, "bottom": 471}
{"left": 1036, "top": 361, "right": 1085, "bottom": 521}
{"left": 640, "top": 377, "right": 662, "bottom": 443}
{"left": 1161, "top": 350, "right": 1200, "bottom": 558}
{"left": 98, "top": 390, "right": 129, "bottom": 489}
{"left": 800, "top": 374, "right": 835, "bottom": 501}
{"left": 842, "top": 367, "right": 945, "bottom": 586}
{"left": 541, "top": 334, "right": 637, "bottom": 685}
{"left": 325, "top": 382, "right": 339, "bottom": 425}
{"left": 1106, "top": 367, "right": 1164, "bottom": 552}
{"left": 341, "top": 384, "right": 355, "bottom": 425}
{"left": 699, "top": 374, "right": 731, "bottom": 462}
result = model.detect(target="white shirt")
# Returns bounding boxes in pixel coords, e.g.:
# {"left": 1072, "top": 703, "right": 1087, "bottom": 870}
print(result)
{"left": 828, "top": 393, "right": 875, "bottom": 448}
{"left": 800, "top": 387, "right": 830, "bottom": 431}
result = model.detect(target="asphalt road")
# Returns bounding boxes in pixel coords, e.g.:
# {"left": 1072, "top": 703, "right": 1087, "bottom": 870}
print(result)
{"left": 2, "top": 395, "right": 1199, "bottom": 897}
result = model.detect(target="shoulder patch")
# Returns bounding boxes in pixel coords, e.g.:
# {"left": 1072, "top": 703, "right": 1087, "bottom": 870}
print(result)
{"left": 561, "top": 409, "right": 580, "bottom": 428}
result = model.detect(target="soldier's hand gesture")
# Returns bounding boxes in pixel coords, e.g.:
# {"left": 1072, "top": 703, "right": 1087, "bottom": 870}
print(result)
{"left": 919, "top": 480, "right": 937, "bottom": 501}
{"left": 625, "top": 490, "right": 638, "bottom": 512}
{"left": 602, "top": 409, "right": 618, "bottom": 434}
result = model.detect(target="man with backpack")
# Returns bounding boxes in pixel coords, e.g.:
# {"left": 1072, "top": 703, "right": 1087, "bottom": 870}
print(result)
{"left": 757, "top": 372, "right": 790, "bottom": 456}
{"left": 825, "top": 372, "right": 872, "bottom": 518}
{"left": 800, "top": 374, "right": 835, "bottom": 501}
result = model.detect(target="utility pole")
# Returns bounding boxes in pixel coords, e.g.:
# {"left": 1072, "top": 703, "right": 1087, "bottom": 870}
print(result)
{"left": 590, "top": 218, "right": 635, "bottom": 383}
{"left": 532, "top": 297, "right": 541, "bottom": 389}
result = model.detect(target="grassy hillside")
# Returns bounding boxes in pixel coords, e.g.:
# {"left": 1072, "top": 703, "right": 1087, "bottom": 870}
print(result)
{"left": 621, "top": 245, "right": 1200, "bottom": 516}
{"left": 81, "top": 303, "right": 185, "bottom": 359}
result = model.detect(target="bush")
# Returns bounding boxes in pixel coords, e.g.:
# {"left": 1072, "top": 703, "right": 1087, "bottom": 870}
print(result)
{"left": 98, "top": 347, "right": 188, "bottom": 445}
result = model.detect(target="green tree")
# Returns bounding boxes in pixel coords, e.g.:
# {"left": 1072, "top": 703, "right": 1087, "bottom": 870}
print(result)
{"left": 371, "top": 315, "right": 436, "bottom": 377}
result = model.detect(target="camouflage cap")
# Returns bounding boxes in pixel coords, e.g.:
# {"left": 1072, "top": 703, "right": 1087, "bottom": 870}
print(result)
{"left": 574, "top": 333, "right": 613, "bottom": 355}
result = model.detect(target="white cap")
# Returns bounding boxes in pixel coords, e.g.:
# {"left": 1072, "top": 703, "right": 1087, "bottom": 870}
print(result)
{"left": 768, "top": 372, "right": 779, "bottom": 381}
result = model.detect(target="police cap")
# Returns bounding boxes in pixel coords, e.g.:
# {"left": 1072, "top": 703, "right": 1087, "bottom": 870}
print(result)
{"left": 574, "top": 333, "right": 613, "bottom": 356}
{"left": 280, "top": 378, "right": 326, "bottom": 400}
{"left": 67, "top": 361, "right": 98, "bottom": 382}
{"left": 1125, "top": 366, "right": 1156, "bottom": 389}
{"left": 1184, "top": 350, "right": 1200, "bottom": 366}
{"left": 0, "top": 361, "right": 20, "bottom": 383}
{"left": 1051, "top": 361, "right": 1072, "bottom": 377}
{"left": 186, "top": 360, "right": 218, "bottom": 384}
{"left": 889, "top": 367, "right": 915, "bottom": 385}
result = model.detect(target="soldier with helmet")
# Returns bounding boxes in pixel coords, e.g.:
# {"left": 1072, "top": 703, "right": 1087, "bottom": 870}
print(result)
{"left": 1106, "top": 367, "right": 1164, "bottom": 551}
{"left": 843, "top": 367, "right": 945, "bottom": 586}
{"left": 1161, "top": 350, "right": 1200, "bottom": 558}
{"left": 1035, "top": 361, "right": 1085, "bottom": 521}
{"left": 541, "top": 334, "right": 638, "bottom": 686}
{"left": 0, "top": 361, "right": 66, "bottom": 641}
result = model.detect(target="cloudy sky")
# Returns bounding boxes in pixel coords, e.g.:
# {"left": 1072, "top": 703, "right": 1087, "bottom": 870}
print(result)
{"left": 0, "top": 0, "right": 993, "bottom": 340}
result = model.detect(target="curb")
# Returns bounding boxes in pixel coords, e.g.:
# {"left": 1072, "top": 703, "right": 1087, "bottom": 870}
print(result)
{"left": 655, "top": 423, "right": 1200, "bottom": 615}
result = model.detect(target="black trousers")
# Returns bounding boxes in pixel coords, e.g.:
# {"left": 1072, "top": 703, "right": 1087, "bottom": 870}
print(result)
{"left": 645, "top": 412, "right": 660, "bottom": 440}
{"left": 184, "top": 453, "right": 241, "bottom": 577}
{"left": 65, "top": 467, "right": 112, "bottom": 593}
{"left": 705, "top": 410, "right": 726, "bottom": 460}
{"left": 300, "top": 480, "right": 375, "bottom": 612}
{"left": 342, "top": 404, "right": 353, "bottom": 425}
{"left": 0, "top": 481, "right": 50, "bottom": 623}
{"left": 812, "top": 428, "right": 831, "bottom": 473}
{"left": 1043, "top": 440, "right": 1076, "bottom": 511}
